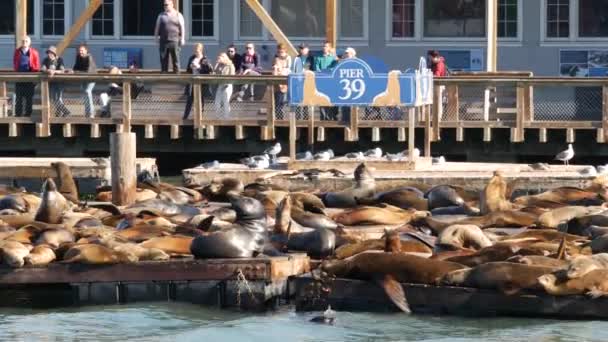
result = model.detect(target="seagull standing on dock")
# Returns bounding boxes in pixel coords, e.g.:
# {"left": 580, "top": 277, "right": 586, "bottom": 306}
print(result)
{"left": 555, "top": 144, "right": 574, "bottom": 166}
{"left": 264, "top": 143, "right": 282, "bottom": 164}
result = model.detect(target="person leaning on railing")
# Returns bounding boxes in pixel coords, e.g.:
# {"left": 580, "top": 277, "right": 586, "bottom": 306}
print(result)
{"left": 183, "top": 43, "right": 213, "bottom": 120}
{"left": 12, "top": 36, "right": 40, "bottom": 117}
{"left": 234, "top": 43, "right": 261, "bottom": 102}
{"left": 273, "top": 56, "right": 290, "bottom": 118}
{"left": 72, "top": 44, "right": 97, "bottom": 118}
{"left": 292, "top": 43, "right": 314, "bottom": 120}
{"left": 99, "top": 65, "right": 147, "bottom": 118}
{"left": 41, "top": 45, "right": 70, "bottom": 117}
{"left": 314, "top": 41, "right": 338, "bottom": 121}
{"left": 214, "top": 53, "right": 236, "bottom": 117}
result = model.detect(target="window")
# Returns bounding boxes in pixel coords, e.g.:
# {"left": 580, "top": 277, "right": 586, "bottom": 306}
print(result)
{"left": 122, "top": 0, "right": 182, "bottom": 36}
{"left": 424, "top": 0, "right": 486, "bottom": 38}
{"left": 579, "top": 0, "right": 608, "bottom": 37}
{"left": 546, "top": 0, "right": 569, "bottom": 38}
{"left": 498, "top": 0, "right": 517, "bottom": 38}
{"left": 92, "top": 0, "right": 114, "bottom": 36}
{"left": 271, "top": 0, "right": 326, "bottom": 38}
{"left": 43, "top": 0, "right": 65, "bottom": 36}
{"left": 239, "top": 0, "right": 263, "bottom": 38}
{"left": 340, "top": 0, "right": 364, "bottom": 38}
{"left": 191, "top": 0, "right": 214, "bottom": 37}
{"left": 392, "top": 0, "right": 415, "bottom": 38}
{"left": 0, "top": 0, "right": 34, "bottom": 35}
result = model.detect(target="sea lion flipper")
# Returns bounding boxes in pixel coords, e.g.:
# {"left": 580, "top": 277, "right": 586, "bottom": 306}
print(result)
{"left": 556, "top": 237, "right": 567, "bottom": 260}
{"left": 376, "top": 274, "right": 411, "bottom": 314}
{"left": 587, "top": 287, "right": 608, "bottom": 299}
{"left": 197, "top": 216, "right": 215, "bottom": 232}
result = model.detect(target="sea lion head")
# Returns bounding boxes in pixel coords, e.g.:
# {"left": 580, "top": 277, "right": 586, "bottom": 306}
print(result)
{"left": 537, "top": 273, "right": 557, "bottom": 289}
{"left": 0, "top": 195, "right": 28, "bottom": 213}
{"left": 228, "top": 194, "right": 265, "bottom": 221}
{"left": 354, "top": 163, "right": 374, "bottom": 184}
{"left": 440, "top": 268, "right": 472, "bottom": 286}
{"left": 42, "top": 178, "right": 58, "bottom": 192}
{"left": 566, "top": 256, "right": 597, "bottom": 279}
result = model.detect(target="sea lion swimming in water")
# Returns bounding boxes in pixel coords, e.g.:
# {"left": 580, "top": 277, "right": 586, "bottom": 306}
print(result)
{"left": 319, "top": 163, "right": 376, "bottom": 208}
{"left": 190, "top": 194, "right": 268, "bottom": 258}
{"left": 35, "top": 179, "right": 71, "bottom": 225}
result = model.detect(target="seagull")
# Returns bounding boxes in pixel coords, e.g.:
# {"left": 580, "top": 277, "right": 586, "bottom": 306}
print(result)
{"left": 247, "top": 154, "right": 270, "bottom": 169}
{"left": 598, "top": 165, "right": 608, "bottom": 175}
{"left": 432, "top": 156, "right": 446, "bottom": 165}
{"left": 296, "top": 151, "right": 313, "bottom": 161}
{"left": 314, "top": 150, "right": 333, "bottom": 161}
{"left": 345, "top": 152, "right": 365, "bottom": 160}
{"left": 385, "top": 152, "right": 404, "bottom": 161}
{"left": 310, "top": 305, "right": 336, "bottom": 325}
{"left": 197, "top": 160, "right": 220, "bottom": 169}
{"left": 529, "top": 163, "right": 550, "bottom": 171}
{"left": 264, "top": 143, "right": 282, "bottom": 164}
{"left": 555, "top": 144, "right": 574, "bottom": 166}
{"left": 579, "top": 166, "right": 597, "bottom": 177}
{"left": 364, "top": 147, "right": 383, "bottom": 159}
{"left": 402, "top": 148, "right": 421, "bottom": 159}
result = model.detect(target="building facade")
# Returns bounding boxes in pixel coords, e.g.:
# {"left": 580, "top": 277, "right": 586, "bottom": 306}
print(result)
{"left": 0, "top": 0, "right": 606, "bottom": 76}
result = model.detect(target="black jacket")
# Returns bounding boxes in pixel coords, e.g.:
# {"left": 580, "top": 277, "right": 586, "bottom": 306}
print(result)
{"left": 73, "top": 55, "right": 97, "bottom": 73}
{"left": 186, "top": 54, "right": 213, "bottom": 74}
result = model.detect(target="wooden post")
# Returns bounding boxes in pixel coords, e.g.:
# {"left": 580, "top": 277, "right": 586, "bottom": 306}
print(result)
{"left": 515, "top": 83, "right": 526, "bottom": 143}
{"left": 110, "top": 132, "right": 137, "bottom": 206}
{"left": 487, "top": 0, "right": 498, "bottom": 72}
{"left": 408, "top": 107, "right": 416, "bottom": 161}
{"left": 348, "top": 107, "right": 359, "bottom": 141}
{"left": 122, "top": 82, "right": 132, "bottom": 133}
{"left": 603, "top": 85, "right": 608, "bottom": 143}
{"left": 244, "top": 0, "right": 298, "bottom": 57}
{"left": 56, "top": 0, "right": 102, "bottom": 56}
{"left": 193, "top": 83, "right": 203, "bottom": 129}
{"left": 432, "top": 85, "right": 441, "bottom": 141}
{"left": 15, "top": 0, "right": 27, "bottom": 49}
{"left": 289, "top": 112, "right": 296, "bottom": 161}
{"left": 308, "top": 106, "right": 315, "bottom": 147}
{"left": 39, "top": 80, "right": 51, "bottom": 138}
{"left": 267, "top": 85, "right": 276, "bottom": 139}
{"left": 326, "top": 0, "right": 338, "bottom": 50}
{"left": 0, "top": 82, "right": 6, "bottom": 117}
{"left": 424, "top": 105, "right": 431, "bottom": 157}
{"left": 447, "top": 85, "right": 459, "bottom": 121}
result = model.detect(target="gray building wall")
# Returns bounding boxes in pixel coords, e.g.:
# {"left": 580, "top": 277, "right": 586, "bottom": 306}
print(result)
{"left": 0, "top": 0, "right": 597, "bottom": 76}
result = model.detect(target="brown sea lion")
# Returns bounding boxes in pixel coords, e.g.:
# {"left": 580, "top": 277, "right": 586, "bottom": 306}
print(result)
{"left": 139, "top": 236, "right": 194, "bottom": 255}
{"left": 51, "top": 162, "right": 80, "bottom": 204}
{"left": 24, "top": 245, "right": 56, "bottom": 266}
{"left": 430, "top": 248, "right": 477, "bottom": 261}
{"left": 332, "top": 205, "right": 429, "bottom": 226}
{"left": 291, "top": 205, "right": 338, "bottom": 230}
{"left": 6, "top": 225, "right": 41, "bottom": 244}
{"left": 61, "top": 244, "right": 137, "bottom": 264}
{"left": 566, "top": 253, "right": 608, "bottom": 278}
{"left": 1, "top": 240, "right": 30, "bottom": 268}
{"left": 538, "top": 269, "right": 608, "bottom": 297}
{"left": 445, "top": 243, "right": 545, "bottom": 267}
{"left": 441, "top": 262, "right": 557, "bottom": 294}
{"left": 34, "top": 229, "right": 75, "bottom": 248}
{"left": 536, "top": 206, "right": 604, "bottom": 229}
{"left": 480, "top": 171, "right": 512, "bottom": 215}
{"left": 35, "top": 179, "right": 71, "bottom": 224}
{"left": 500, "top": 229, "right": 587, "bottom": 244}
{"left": 99, "top": 238, "right": 170, "bottom": 261}
{"left": 320, "top": 163, "right": 376, "bottom": 208}
{"left": 95, "top": 188, "right": 158, "bottom": 203}
{"left": 0, "top": 226, "right": 16, "bottom": 240}
{"left": 515, "top": 187, "right": 605, "bottom": 207}
{"left": 116, "top": 225, "right": 174, "bottom": 242}
{"left": 423, "top": 210, "right": 538, "bottom": 233}
{"left": 507, "top": 255, "right": 569, "bottom": 268}
{"left": 356, "top": 187, "right": 428, "bottom": 211}
{"left": 201, "top": 178, "right": 244, "bottom": 201}
{"left": 334, "top": 237, "right": 432, "bottom": 259}
{"left": 437, "top": 225, "right": 493, "bottom": 250}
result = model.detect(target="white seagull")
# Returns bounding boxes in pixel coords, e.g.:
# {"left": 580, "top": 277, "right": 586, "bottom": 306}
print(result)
{"left": 198, "top": 160, "right": 220, "bottom": 169}
{"left": 314, "top": 150, "right": 333, "bottom": 161}
{"left": 345, "top": 151, "right": 365, "bottom": 160}
{"left": 364, "top": 147, "right": 383, "bottom": 159}
{"left": 264, "top": 143, "right": 282, "bottom": 163}
{"left": 555, "top": 144, "right": 574, "bottom": 166}
{"left": 296, "top": 151, "right": 313, "bottom": 161}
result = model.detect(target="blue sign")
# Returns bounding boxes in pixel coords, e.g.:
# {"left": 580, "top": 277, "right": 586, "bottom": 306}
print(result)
{"left": 103, "top": 48, "right": 143, "bottom": 69}
{"left": 289, "top": 58, "right": 417, "bottom": 107}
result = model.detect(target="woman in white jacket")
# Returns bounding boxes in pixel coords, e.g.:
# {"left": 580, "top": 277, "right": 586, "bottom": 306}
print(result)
{"left": 214, "top": 53, "right": 236, "bottom": 117}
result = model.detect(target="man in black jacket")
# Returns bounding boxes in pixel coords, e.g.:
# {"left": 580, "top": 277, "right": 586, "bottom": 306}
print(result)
{"left": 72, "top": 44, "right": 97, "bottom": 118}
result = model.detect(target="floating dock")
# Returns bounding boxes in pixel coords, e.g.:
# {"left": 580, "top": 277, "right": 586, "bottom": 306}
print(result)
{"left": 293, "top": 275, "right": 608, "bottom": 320}
{"left": 0, "top": 255, "right": 310, "bottom": 310}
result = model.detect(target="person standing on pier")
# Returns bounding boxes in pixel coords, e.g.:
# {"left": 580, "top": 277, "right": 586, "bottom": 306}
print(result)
{"left": 183, "top": 43, "right": 213, "bottom": 120}
{"left": 428, "top": 50, "right": 447, "bottom": 77}
{"left": 41, "top": 45, "right": 70, "bottom": 117}
{"left": 227, "top": 44, "right": 242, "bottom": 73}
{"left": 12, "top": 36, "right": 40, "bottom": 117}
{"left": 292, "top": 43, "right": 314, "bottom": 119}
{"left": 214, "top": 53, "right": 236, "bottom": 117}
{"left": 72, "top": 44, "right": 97, "bottom": 118}
{"left": 154, "top": 0, "right": 185, "bottom": 73}
{"left": 314, "top": 42, "right": 338, "bottom": 120}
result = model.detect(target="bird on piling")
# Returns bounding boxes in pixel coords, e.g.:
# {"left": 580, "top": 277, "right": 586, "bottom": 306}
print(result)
{"left": 364, "top": 147, "right": 383, "bottom": 159}
{"left": 198, "top": 160, "right": 220, "bottom": 169}
{"left": 310, "top": 305, "right": 336, "bottom": 325}
{"left": 555, "top": 144, "right": 574, "bottom": 166}
{"left": 314, "top": 149, "right": 334, "bottom": 161}
{"left": 385, "top": 152, "right": 404, "bottom": 161}
{"left": 345, "top": 152, "right": 365, "bottom": 160}
{"left": 264, "top": 143, "right": 282, "bottom": 164}
{"left": 296, "top": 151, "right": 313, "bottom": 161}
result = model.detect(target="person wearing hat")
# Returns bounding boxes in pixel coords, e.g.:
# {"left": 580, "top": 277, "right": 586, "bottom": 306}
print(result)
{"left": 12, "top": 36, "right": 40, "bottom": 117}
{"left": 292, "top": 43, "right": 313, "bottom": 74}
{"left": 41, "top": 45, "right": 70, "bottom": 117}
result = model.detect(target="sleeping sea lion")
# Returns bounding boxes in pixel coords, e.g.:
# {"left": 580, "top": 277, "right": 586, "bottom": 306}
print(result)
{"left": 538, "top": 269, "right": 608, "bottom": 297}
{"left": 24, "top": 245, "right": 56, "bottom": 266}
{"left": 116, "top": 224, "right": 174, "bottom": 242}
{"left": 35, "top": 178, "right": 71, "bottom": 224}
{"left": 320, "top": 163, "right": 375, "bottom": 208}
{"left": 536, "top": 206, "right": 604, "bottom": 230}
{"left": 566, "top": 254, "right": 608, "bottom": 279}
{"left": 437, "top": 225, "right": 493, "bottom": 250}
{"left": 356, "top": 187, "right": 428, "bottom": 211}
{"left": 61, "top": 244, "right": 138, "bottom": 264}
{"left": 425, "top": 185, "right": 471, "bottom": 210}
{"left": 201, "top": 178, "right": 244, "bottom": 201}
{"left": 507, "top": 255, "right": 569, "bottom": 268}
{"left": 422, "top": 210, "right": 538, "bottom": 233}
{"left": 334, "top": 233, "right": 433, "bottom": 259}
{"left": 139, "top": 236, "right": 194, "bottom": 255}
{"left": 445, "top": 243, "right": 545, "bottom": 267}
{"left": 34, "top": 229, "right": 75, "bottom": 248}
{"left": 332, "top": 205, "right": 429, "bottom": 226}
{"left": 514, "top": 187, "right": 604, "bottom": 207}
{"left": 190, "top": 195, "right": 268, "bottom": 258}
{"left": 1, "top": 240, "right": 30, "bottom": 268}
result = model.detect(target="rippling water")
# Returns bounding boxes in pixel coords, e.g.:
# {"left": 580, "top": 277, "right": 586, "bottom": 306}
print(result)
{"left": 1, "top": 303, "right": 607, "bottom": 341}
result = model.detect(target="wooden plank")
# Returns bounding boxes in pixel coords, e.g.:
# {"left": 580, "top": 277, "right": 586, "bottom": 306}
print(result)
{"left": 515, "top": 83, "right": 525, "bottom": 142}
{"left": 483, "top": 126, "right": 492, "bottom": 142}
{"left": 598, "top": 128, "right": 605, "bottom": 144}
{"left": 170, "top": 124, "right": 180, "bottom": 140}
{"left": 205, "top": 125, "right": 216, "bottom": 140}
{"left": 145, "top": 124, "right": 156, "bottom": 139}
{"left": 110, "top": 132, "right": 137, "bottom": 206}
{"left": 326, "top": 0, "right": 338, "bottom": 49}
{"left": 539, "top": 128, "right": 548, "bottom": 143}
{"left": 15, "top": 0, "right": 27, "bottom": 49}
{"left": 424, "top": 105, "right": 431, "bottom": 157}
{"left": 266, "top": 85, "right": 276, "bottom": 139}
{"left": 192, "top": 83, "right": 203, "bottom": 130}
{"left": 90, "top": 123, "right": 101, "bottom": 138}
{"left": 349, "top": 107, "right": 359, "bottom": 141}
{"left": 371, "top": 127, "right": 380, "bottom": 142}
{"left": 288, "top": 160, "right": 421, "bottom": 172}
{"left": 408, "top": 107, "right": 415, "bottom": 161}
{"left": 244, "top": 0, "right": 298, "bottom": 57}
{"left": 0, "top": 82, "right": 7, "bottom": 117}
{"left": 432, "top": 86, "right": 441, "bottom": 141}
{"left": 397, "top": 127, "right": 406, "bottom": 142}
{"left": 289, "top": 112, "right": 296, "bottom": 161}
{"left": 456, "top": 126, "right": 464, "bottom": 142}
{"left": 566, "top": 128, "right": 575, "bottom": 143}
{"left": 39, "top": 80, "right": 51, "bottom": 138}
{"left": 235, "top": 125, "right": 246, "bottom": 140}
{"left": 56, "top": 0, "right": 103, "bottom": 56}
{"left": 62, "top": 123, "right": 75, "bottom": 138}
{"left": 8, "top": 123, "right": 19, "bottom": 138}
{"left": 122, "top": 82, "right": 132, "bottom": 132}
{"left": 307, "top": 107, "right": 315, "bottom": 146}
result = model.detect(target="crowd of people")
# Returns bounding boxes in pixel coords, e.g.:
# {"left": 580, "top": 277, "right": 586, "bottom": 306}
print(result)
{"left": 11, "top": 0, "right": 448, "bottom": 119}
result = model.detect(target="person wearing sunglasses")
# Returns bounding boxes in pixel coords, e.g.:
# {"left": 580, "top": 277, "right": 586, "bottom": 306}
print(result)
{"left": 235, "top": 43, "right": 261, "bottom": 102}
{"left": 154, "top": 0, "right": 185, "bottom": 73}
{"left": 226, "top": 44, "right": 242, "bottom": 73}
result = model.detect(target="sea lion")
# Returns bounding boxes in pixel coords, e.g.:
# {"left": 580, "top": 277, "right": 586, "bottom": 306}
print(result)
{"left": 356, "top": 187, "right": 428, "bottom": 211}
{"left": 6, "top": 225, "right": 41, "bottom": 244}
{"left": 536, "top": 206, "right": 604, "bottom": 230}
{"left": 1, "top": 241, "right": 30, "bottom": 268}
{"left": 566, "top": 254, "right": 608, "bottom": 278}
{"left": 514, "top": 187, "right": 604, "bottom": 207}
{"left": 320, "top": 163, "right": 375, "bottom": 208}
{"left": 97, "top": 238, "right": 170, "bottom": 261}
{"left": 190, "top": 195, "right": 267, "bottom": 258}
{"left": 34, "top": 228, "right": 75, "bottom": 248}
{"left": 334, "top": 234, "right": 433, "bottom": 259}
{"left": 499, "top": 229, "right": 587, "bottom": 244}
{"left": 0, "top": 194, "right": 30, "bottom": 213}
{"left": 507, "top": 255, "right": 569, "bottom": 268}
{"left": 480, "top": 171, "right": 512, "bottom": 214}
{"left": 538, "top": 269, "right": 608, "bottom": 297}
{"left": 422, "top": 210, "right": 538, "bottom": 233}
{"left": 425, "top": 185, "right": 466, "bottom": 210}
{"left": 441, "top": 262, "right": 556, "bottom": 294}
{"left": 126, "top": 199, "right": 202, "bottom": 221}
{"left": 201, "top": 178, "right": 244, "bottom": 201}
{"left": 445, "top": 243, "right": 545, "bottom": 267}
{"left": 35, "top": 178, "right": 71, "bottom": 224}
{"left": 291, "top": 205, "right": 338, "bottom": 231}
{"left": 61, "top": 244, "right": 138, "bottom": 264}
{"left": 51, "top": 162, "right": 80, "bottom": 204}
{"left": 116, "top": 225, "right": 174, "bottom": 242}
{"left": 24, "top": 245, "right": 56, "bottom": 266}
{"left": 332, "top": 205, "right": 429, "bottom": 226}
{"left": 437, "top": 225, "right": 493, "bottom": 250}
{"left": 565, "top": 211, "right": 608, "bottom": 236}
{"left": 96, "top": 188, "right": 158, "bottom": 203}
{"left": 139, "top": 236, "right": 194, "bottom": 255}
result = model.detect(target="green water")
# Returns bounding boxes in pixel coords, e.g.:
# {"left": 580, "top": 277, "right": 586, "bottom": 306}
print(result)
{"left": 1, "top": 303, "right": 606, "bottom": 341}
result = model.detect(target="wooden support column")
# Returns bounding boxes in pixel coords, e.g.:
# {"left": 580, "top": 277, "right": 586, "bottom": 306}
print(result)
{"left": 266, "top": 85, "right": 276, "bottom": 140}
{"left": 602, "top": 85, "right": 608, "bottom": 143}
{"left": 0, "top": 82, "right": 6, "bottom": 117}
{"left": 514, "top": 82, "right": 526, "bottom": 143}
{"left": 193, "top": 83, "right": 203, "bottom": 130}
{"left": 111, "top": 132, "right": 137, "bottom": 206}
{"left": 326, "top": 0, "right": 338, "bottom": 49}
{"left": 408, "top": 107, "right": 416, "bottom": 161}
{"left": 122, "top": 82, "right": 132, "bottom": 132}
{"left": 15, "top": 0, "right": 27, "bottom": 49}
{"left": 39, "top": 80, "right": 51, "bottom": 138}
{"left": 244, "top": 0, "right": 298, "bottom": 57}
{"left": 289, "top": 112, "right": 296, "bottom": 161}
{"left": 56, "top": 0, "right": 102, "bottom": 56}
{"left": 308, "top": 106, "right": 315, "bottom": 147}
{"left": 424, "top": 105, "right": 431, "bottom": 157}
{"left": 346, "top": 107, "right": 359, "bottom": 141}
{"left": 432, "top": 85, "right": 441, "bottom": 141}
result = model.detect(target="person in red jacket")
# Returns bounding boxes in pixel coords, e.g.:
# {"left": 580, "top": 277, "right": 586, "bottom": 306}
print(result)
{"left": 13, "top": 36, "right": 40, "bottom": 117}
{"left": 428, "top": 50, "right": 447, "bottom": 77}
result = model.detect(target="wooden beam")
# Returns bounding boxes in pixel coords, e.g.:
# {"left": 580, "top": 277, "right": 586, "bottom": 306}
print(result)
{"left": 326, "top": 0, "right": 338, "bottom": 49}
{"left": 486, "top": 0, "right": 498, "bottom": 72}
{"left": 39, "top": 81, "right": 51, "bottom": 138}
{"left": 424, "top": 105, "right": 431, "bottom": 157}
{"left": 193, "top": 84, "right": 203, "bottom": 130}
{"left": 244, "top": 0, "right": 298, "bottom": 57}
{"left": 266, "top": 85, "right": 276, "bottom": 139}
{"left": 56, "top": 0, "right": 103, "bottom": 56}
{"left": 15, "top": 0, "right": 27, "bottom": 49}
{"left": 111, "top": 132, "right": 137, "bottom": 206}
{"left": 289, "top": 112, "right": 296, "bottom": 161}
{"left": 122, "top": 82, "right": 132, "bottom": 132}
{"left": 408, "top": 107, "right": 415, "bottom": 161}
{"left": 307, "top": 107, "right": 315, "bottom": 147}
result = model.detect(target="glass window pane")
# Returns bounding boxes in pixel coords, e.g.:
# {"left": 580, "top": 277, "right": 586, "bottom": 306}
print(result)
{"left": 340, "top": 0, "right": 364, "bottom": 38}
{"left": 579, "top": 0, "right": 608, "bottom": 37}
{"left": 498, "top": 0, "right": 518, "bottom": 37}
{"left": 191, "top": 0, "right": 215, "bottom": 37}
{"left": 424, "top": 0, "right": 486, "bottom": 37}
{"left": 391, "top": 0, "right": 415, "bottom": 38}
{"left": 93, "top": 0, "right": 114, "bottom": 36}
{"left": 0, "top": 0, "right": 33, "bottom": 35}
{"left": 271, "top": 0, "right": 325, "bottom": 37}
{"left": 239, "top": 0, "right": 262, "bottom": 37}
{"left": 123, "top": 0, "right": 163, "bottom": 36}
